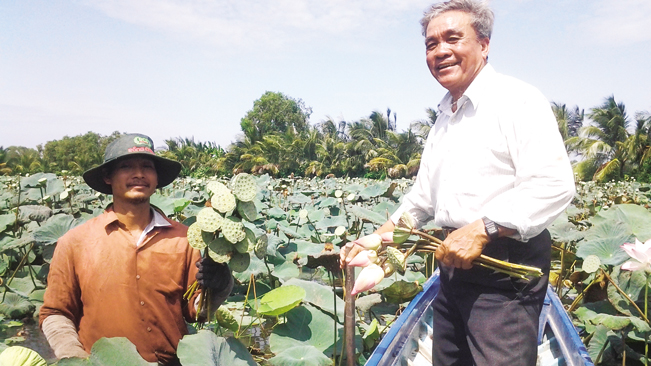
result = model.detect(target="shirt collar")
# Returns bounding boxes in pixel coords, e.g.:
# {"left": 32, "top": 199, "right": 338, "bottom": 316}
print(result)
{"left": 438, "top": 63, "right": 496, "bottom": 116}
{"left": 101, "top": 205, "right": 171, "bottom": 230}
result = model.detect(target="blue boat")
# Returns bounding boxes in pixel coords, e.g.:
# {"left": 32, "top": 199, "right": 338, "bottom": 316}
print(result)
{"left": 366, "top": 271, "right": 594, "bottom": 366}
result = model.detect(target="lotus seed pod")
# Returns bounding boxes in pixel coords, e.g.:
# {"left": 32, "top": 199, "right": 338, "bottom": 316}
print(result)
{"left": 299, "top": 209, "right": 308, "bottom": 220}
{"left": 582, "top": 254, "right": 601, "bottom": 273}
{"left": 234, "top": 228, "right": 256, "bottom": 254}
{"left": 386, "top": 246, "right": 406, "bottom": 274}
{"left": 197, "top": 207, "right": 223, "bottom": 232}
{"left": 207, "top": 236, "right": 233, "bottom": 263}
{"left": 231, "top": 173, "right": 257, "bottom": 202}
{"left": 222, "top": 217, "right": 246, "bottom": 244}
{"left": 237, "top": 200, "right": 258, "bottom": 221}
{"left": 255, "top": 234, "right": 268, "bottom": 259}
{"left": 211, "top": 190, "right": 237, "bottom": 214}
{"left": 335, "top": 190, "right": 343, "bottom": 198}
{"left": 334, "top": 226, "right": 346, "bottom": 236}
{"left": 206, "top": 181, "right": 230, "bottom": 196}
{"left": 347, "top": 193, "right": 356, "bottom": 201}
{"left": 187, "top": 223, "right": 207, "bottom": 250}
{"left": 229, "top": 251, "right": 251, "bottom": 272}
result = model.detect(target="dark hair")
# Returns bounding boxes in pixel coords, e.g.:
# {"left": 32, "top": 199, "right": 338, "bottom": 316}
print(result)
{"left": 421, "top": 0, "right": 494, "bottom": 39}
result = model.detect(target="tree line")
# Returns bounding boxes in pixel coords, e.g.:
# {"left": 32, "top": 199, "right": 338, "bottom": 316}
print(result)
{"left": 1, "top": 92, "right": 649, "bottom": 182}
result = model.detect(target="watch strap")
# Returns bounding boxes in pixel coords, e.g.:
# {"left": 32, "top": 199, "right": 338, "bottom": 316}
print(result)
{"left": 482, "top": 217, "right": 500, "bottom": 242}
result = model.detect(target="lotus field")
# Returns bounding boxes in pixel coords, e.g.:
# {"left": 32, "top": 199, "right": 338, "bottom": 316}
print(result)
{"left": 3, "top": 173, "right": 651, "bottom": 365}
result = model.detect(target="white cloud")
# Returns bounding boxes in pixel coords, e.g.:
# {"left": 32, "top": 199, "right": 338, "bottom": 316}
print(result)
{"left": 79, "top": 0, "right": 431, "bottom": 49}
{"left": 575, "top": 0, "right": 651, "bottom": 45}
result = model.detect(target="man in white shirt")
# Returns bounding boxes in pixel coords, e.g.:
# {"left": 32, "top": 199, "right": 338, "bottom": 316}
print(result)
{"left": 341, "top": 1, "right": 575, "bottom": 364}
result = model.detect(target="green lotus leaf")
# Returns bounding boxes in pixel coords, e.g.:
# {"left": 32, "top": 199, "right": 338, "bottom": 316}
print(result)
{"left": 82, "top": 337, "right": 155, "bottom": 365}
{"left": 268, "top": 345, "right": 331, "bottom": 366}
{"left": 149, "top": 194, "right": 176, "bottom": 216}
{"left": 177, "top": 331, "right": 257, "bottom": 366}
{"left": 576, "top": 220, "right": 632, "bottom": 265}
{"left": 173, "top": 198, "right": 191, "bottom": 213}
{"left": 18, "top": 205, "right": 52, "bottom": 224}
{"left": 271, "top": 261, "right": 300, "bottom": 281}
{"left": 607, "top": 266, "right": 648, "bottom": 316}
{"left": 381, "top": 280, "right": 422, "bottom": 304}
{"left": 345, "top": 205, "right": 386, "bottom": 225}
{"left": 0, "top": 346, "right": 47, "bottom": 366}
{"left": 284, "top": 278, "right": 345, "bottom": 321}
{"left": 258, "top": 285, "right": 306, "bottom": 317}
{"left": 0, "top": 214, "right": 16, "bottom": 234}
{"left": 362, "top": 319, "right": 381, "bottom": 350}
{"left": 590, "top": 204, "right": 651, "bottom": 241}
{"left": 0, "top": 293, "right": 36, "bottom": 319}
{"left": 32, "top": 214, "right": 82, "bottom": 246}
{"left": 254, "top": 234, "right": 268, "bottom": 259}
{"left": 288, "top": 194, "right": 311, "bottom": 205}
{"left": 207, "top": 236, "right": 233, "bottom": 263}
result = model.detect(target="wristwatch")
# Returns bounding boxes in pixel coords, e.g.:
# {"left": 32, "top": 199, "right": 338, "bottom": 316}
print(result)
{"left": 482, "top": 217, "right": 500, "bottom": 242}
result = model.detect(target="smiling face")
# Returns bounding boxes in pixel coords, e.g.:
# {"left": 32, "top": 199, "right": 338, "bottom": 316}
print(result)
{"left": 103, "top": 156, "right": 158, "bottom": 205}
{"left": 425, "top": 10, "right": 490, "bottom": 99}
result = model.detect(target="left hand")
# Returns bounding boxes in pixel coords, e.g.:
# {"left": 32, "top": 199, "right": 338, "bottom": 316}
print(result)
{"left": 435, "top": 219, "right": 490, "bottom": 269}
{"left": 195, "top": 257, "right": 231, "bottom": 292}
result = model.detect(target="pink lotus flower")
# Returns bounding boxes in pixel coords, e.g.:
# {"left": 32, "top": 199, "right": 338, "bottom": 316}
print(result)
{"left": 347, "top": 250, "right": 378, "bottom": 267}
{"left": 380, "top": 232, "right": 394, "bottom": 244}
{"left": 621, "top": 238, "right": 651, "bottom": 272}
{"left": 354, "top": 234, "right": 382, "bottom": 251}
{"left": 351, "top": 264, "right": 385, "bottom": 295}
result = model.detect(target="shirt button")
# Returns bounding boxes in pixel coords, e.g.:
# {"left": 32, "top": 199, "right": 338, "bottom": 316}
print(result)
{"left": 147, "top": 327, "right": 152, "bottom": 332}
{"left": 136, "top": 275, "right": 140, "bottom": 280}
{"left": 140, "top": 301, "right": 145, "bottom": 306}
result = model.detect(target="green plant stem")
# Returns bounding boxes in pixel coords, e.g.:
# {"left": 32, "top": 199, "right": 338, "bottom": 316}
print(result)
{"left": 603, "top": 270, "right": 651, "bottom": 324}
{"left": 568, "top": 276, "right": 599, "bottom": 312}
{"left": 330, "top": 270, "right": 337, "bottom": 366}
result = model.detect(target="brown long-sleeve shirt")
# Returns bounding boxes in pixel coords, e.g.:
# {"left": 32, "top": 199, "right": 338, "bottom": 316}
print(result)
{"left": 40, "top": 208, "right": 202, "bottom": 364}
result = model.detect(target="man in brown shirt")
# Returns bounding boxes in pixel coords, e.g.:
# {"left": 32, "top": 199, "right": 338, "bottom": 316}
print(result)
{"left": 40, "top": 134, "right": 233, "bottom": 365}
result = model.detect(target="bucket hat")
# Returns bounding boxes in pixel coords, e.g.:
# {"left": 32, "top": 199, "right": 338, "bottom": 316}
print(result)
{"left": 83, "top": 133, "right": 182, "bottom": 194}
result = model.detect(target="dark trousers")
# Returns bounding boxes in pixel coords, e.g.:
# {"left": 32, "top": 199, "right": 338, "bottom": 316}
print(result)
{"left": 431, "top": 230, "right": 551, "bottom": 366}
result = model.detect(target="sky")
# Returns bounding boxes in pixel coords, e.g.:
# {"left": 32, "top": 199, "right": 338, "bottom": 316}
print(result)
{"left": 1, "top": 0, "right": 650, "bottom": 150}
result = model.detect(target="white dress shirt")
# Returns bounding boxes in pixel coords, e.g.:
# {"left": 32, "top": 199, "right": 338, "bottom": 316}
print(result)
{"left": 391, "top": 64, "right": 575, "bottom": 241}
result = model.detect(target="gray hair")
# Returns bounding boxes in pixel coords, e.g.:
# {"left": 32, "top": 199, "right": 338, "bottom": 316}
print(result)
{"left": 421, "top": 0, "right": 494, "bottom": 39}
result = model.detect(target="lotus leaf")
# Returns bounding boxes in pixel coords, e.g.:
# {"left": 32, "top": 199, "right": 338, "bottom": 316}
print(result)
{"left": 269, "top": 303, "right": 362, "bottom": 357}
{"left": 177, "top": 331, "right": 257, "bottom": 366}
{"left": 606, "top": 266, "right": 647, "bottom": 316}
{"left": 173, "top": 198, "right": 191, "bottom": 213}
{"left": 18, "top": 205, "right": 52, "bottom": 224}
{"left": 345, "top": 205, "right": 386, "bottom": 225}
{"left": 381, "top": 280, "right": 422, "bottom": 304}
{"left": 0, "top": 214, "right": 15, "bottom": 233}
{"left": 271, "top": 261, "right": 299, "bottom": 281}
{"left": 254, "top": 234, "right": 268, "bottom": 259}
{"left": 284, "top": 278, "right": 345, "bottom": 320}
{"left": 149, "top": 194, "right": 176, "bottom": 216}
{"left": 0, "top": 346, "right": 47, "bottom": 366}
{"left": 257, "top": 285, "right": 306, "bottom": 316}
{"left": 288, "top": 194, "right": 311, "bottom": 205}
{"left": 267, "top": 207, "right": 286, "bottom": 220}
{"left": 268, "top": 345, "right": 331, "bottom": 366}
{"left": 313, "top": 215, "right": 348, "bottom": 230}
{"left": 576, "top": 220, "right": 632, "bottom": 264}
{"left": 362, "top": 319, "right": 380, "bottom": 350}
{"left": 33, "top": 214, "right": 82, "bottom": 246}
{"left": 590, "top": 204, "right": 651, "bottom": 241}
{"left": 0, "top": 293, "right": 35, "bottom": 319}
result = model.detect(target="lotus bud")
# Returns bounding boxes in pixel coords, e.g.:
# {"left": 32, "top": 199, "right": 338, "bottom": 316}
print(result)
{"left": 355, "top": 233, "right": 382, "bottom": 251}
{"left": 351, "top": 264, "right": 385, "bottom": 295}
{"left": 347, "top": 250, "right": 378, "bottom": 267}
{"left": 382, "top": 262, "right": 396, "bottom": 276}
{"left": 380, "top": 232, "right": 393, "bottom": 244}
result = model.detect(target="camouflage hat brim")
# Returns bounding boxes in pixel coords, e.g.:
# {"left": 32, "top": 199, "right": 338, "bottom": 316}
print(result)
{"left": 82, "top": 134, "right": 182, "bottom": 194}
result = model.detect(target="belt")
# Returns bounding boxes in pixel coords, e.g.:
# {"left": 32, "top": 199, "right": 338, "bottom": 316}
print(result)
{"left": 442, "top": 226, "right": 457, "bottom": 237}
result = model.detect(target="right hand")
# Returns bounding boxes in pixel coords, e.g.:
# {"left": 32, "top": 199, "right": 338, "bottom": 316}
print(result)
{"left": 340, "top": 241, "right": 364, "bottom": 269}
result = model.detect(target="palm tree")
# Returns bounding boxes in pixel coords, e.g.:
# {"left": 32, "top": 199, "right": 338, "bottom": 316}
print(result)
{"left": 566, "top": 96, "right": 630, "bottom": 181}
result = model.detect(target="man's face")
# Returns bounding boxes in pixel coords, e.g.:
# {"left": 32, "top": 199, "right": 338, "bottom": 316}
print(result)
{"left": 103, "top": 156, "right": 158, "bottom": 204}
{"left": 425, "top": 10, "right": 490, "bottom": 98}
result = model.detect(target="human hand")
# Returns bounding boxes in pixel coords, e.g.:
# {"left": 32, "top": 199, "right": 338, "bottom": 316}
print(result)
{"left": 196, "top": 257, "right": 232, "bottom": 292}
{"left": 435, "top": 219, "right": 489, "bottom": 269}
{"left": 340, "top": 233, "right": 386, "bottom": 268}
